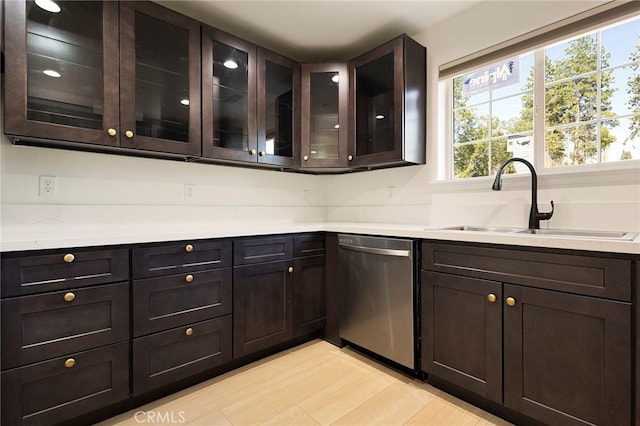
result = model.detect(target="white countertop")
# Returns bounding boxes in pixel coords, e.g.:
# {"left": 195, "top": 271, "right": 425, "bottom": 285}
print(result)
{"left": 2, "top": 222, "right": 639, "bottom": 254}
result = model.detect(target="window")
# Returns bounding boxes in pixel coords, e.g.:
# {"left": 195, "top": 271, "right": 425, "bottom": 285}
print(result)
{"left": 451, "top": 16, "right": 640, "bottom": 179}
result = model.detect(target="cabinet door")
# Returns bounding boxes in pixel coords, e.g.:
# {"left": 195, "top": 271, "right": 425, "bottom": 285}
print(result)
{"left": 257, "top": 48, "right": 300, "bottom": 167}
{"left": 1, "top": 342, "right": 129, "bottom": 426}
{"left": 202, "top": 27, "right": 257, "bottom": 162}
{"left": 2, "top": 282, "right": 129, "bottom": 370}
{"left": 133, "top": 316, "right": 233, "bottom": 395}
{"left": 421, "top": 271, "right": 502, "bottom": 403}
{"left": 119, "top": 1, "right": 201, "bottom": 156}
{"left": 503, "top": 285, "right": 631, "bottom": 426}
{"left": 301, "top": 63, "right": 348, "bottom": 168}
{"left": 234, "top": 260, "right": 293, "bottom": 357}
{"left": 4, "top": 0, "right": 120, "bottom": 146}
{"left": 348, "top": 35, "right": 425, "bottom": 167}
{"left": 293, "top": 255, "right": 326, "bottom": 337}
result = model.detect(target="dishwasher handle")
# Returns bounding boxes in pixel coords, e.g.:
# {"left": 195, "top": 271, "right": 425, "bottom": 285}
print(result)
{"left": 339, "top": 243, "right": 411, "bottom": 258}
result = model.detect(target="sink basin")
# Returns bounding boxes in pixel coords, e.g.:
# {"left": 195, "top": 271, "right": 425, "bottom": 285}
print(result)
{"left": 438, "top": 225, "right": 637, "bottom": 241}
{"left": 517, "top": 228, "right": 638, "bottom": 240}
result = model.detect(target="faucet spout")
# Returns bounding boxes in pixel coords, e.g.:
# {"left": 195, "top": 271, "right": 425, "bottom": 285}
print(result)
{"left": 491, "top": 157, "right": 554, "bottom": 229}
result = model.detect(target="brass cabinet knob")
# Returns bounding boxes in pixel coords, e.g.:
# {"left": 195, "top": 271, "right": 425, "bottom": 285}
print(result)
{"left": 107, "top": 128, "right": 117, "bottom": 137}
{"left": 64, "top": 292, "right": 76, "bottom": 302}
{"left": 347, "top": 155, "right": 353, "bottom": 161}
{"left": 506, "top": 297, "right": 517, "bottom": 307}
{"left": 185, "top": 274, "right": 194, "bottom": 283}
{"left": 487, "top": 294, "right": 497, "bottom": 303}
{"left": 64, "top": 358, "right": 75, "bottom": 368}
{"left": 125, "top": 130, "right": 134, "bottom": 138}
{"left": 185, "top": 244, "right": 194, "bottom": 252}
{"left": 249, "top": 149, "right": 257, "bottom": 155}
{"left": 63, "top": 253, "right": 75, "bottom": 263}
{"left": 288, "top": 266, "right": 294, "bottom": 273}
{"left": 303, "top": 155, "right": 309, "bottom": 161}
{"left": 259, "top": 151, "right": 266, "bottom": 157}
{"left": 185, "top": 328, "right": 194, "bottom": 336}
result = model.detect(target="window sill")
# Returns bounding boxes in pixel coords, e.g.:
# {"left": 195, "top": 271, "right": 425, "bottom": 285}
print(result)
{"left": 431, "top": 160, "right": 640, "bottom": 193}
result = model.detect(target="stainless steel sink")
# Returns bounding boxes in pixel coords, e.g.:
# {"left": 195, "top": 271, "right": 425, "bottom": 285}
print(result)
{"left": 438, "top": 225, "right": 637, "bottom": 241}
{"left": 517, "top": 228, "right": 638, "bottom": 240}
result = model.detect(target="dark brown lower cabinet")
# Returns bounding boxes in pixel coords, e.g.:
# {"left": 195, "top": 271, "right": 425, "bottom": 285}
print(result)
{"left": 422, "top": 271, "right": 632, "bottom": 426}
{"left": 421, "top": 271, "right": 502, "bottom": 403}
{"left": 234, "top": 260, "right": 293, "bottom": 357}
{"left": 293, "top": 255, "right": 326, "bottom": 337}
{"left": 503, "top": 284, "right": 631, "bottom": 426}
{"left": 133, "top": 315, "right": 233, "bottom": 395}
{"left": 1, "top": 342, "right": 129, "bottom": 426}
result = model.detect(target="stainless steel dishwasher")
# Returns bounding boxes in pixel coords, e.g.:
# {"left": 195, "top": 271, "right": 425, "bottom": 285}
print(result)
{"left": 338, "top": 234, "right": 415, "bottom": 370}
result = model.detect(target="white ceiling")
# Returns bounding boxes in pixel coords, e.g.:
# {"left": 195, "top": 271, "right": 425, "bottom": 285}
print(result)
{"left": 156, "top": 1, "right": 482, "bottom": 62}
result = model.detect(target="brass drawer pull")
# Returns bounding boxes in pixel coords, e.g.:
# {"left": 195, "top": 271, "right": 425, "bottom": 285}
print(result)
{"left": 64, "top": 292, "right": 76, "bottom": 302}
{"left": 506, "top": 297, "right": 517, "bottom": 307}
{"left": 185, "top": 244, "right": 194, "bottom": 252}
{"left": 487, "top": 294, "right": 497, "bottom": 303}
{"left": 125, "top": 130, "right": 134, "bottom": 138}
{"left": 347, "top": 155, "right": 353, "bottom": 161}
{"left": 63, "top": 253, "right": 75, "bottom": 263}
{"left": 249, "top": 149, "right": 257, "bottom": 155}
{"left": 288, "top": 266, "right": 294, "bottom": 273}
{"left": 185, "top": 274, "right": 194, "bottom": 283}
{"left": 259, "top": 151, "right": 266, "bottom": 157}
{"left": 185, "top": 328, "right": 194, "bottom": 336}
{"left": 107, "top": 128, "right": 117, "bottom": 137}
{"left": 64, "top": 358, "right": 75, "bottom": 368}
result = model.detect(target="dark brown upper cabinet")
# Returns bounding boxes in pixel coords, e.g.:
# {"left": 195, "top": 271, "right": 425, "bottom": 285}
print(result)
{"left": 3, "top": 1, "right": 201, "bottom": 157}
{"left": 4, "top": 0, "right": 120, "bottom": 146}
{"left": 257, "top": 48, "right": 300, "bottom": 168}
{"left": 300, "top": 63, "right": 349, "bottom": 170}
{"left": 202, "top": 27, "right": 257, "bottom": 162}
{"left": 348, "top": 34, "right": 426, "bottom": 168}
{"left": 119, "top": 1, "right": 201, "bottom": 156}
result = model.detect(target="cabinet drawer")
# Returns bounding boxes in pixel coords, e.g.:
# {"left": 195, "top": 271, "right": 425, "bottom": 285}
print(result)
{"left": 133, "top": 239, "right": 231, "bottom": 279}
{"left": 234, "top": 236, "right": 293, "bottom": 265}
{"left": 133, "top": 316, "right": 232, "bottom": 395}
{"left": 422, "top": 242, "right": 632, "bottom": 301}
{"left": 133, "top": 268, "right": 232, "bottom": 337}
{"left": 1, "top": 248, "right": 129, "bottom": 297}
{"left": 1, "top": 283, "right": 129, "bottom": 370}
{"left": 1, "top": 342, "right": 129, "bottom": 426}
{"left": 294, "top": 234, "right": 325, "bottom": 258}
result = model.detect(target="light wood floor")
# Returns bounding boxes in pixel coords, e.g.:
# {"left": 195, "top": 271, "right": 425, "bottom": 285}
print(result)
{"left": 98, "top": 340, "right": 511, "bottom": 426}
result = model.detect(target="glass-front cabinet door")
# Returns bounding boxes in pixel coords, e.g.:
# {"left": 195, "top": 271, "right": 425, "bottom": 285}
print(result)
{"left": 119, "top": 1, "right": 201, "bottom": 156}
{"left": 258, "top": 49, "right": 299, "bottom": 167}
{"left": 202, "top": 27, "right": 257, "bottom": 162}
{"left": 4, "top": 0, "right": 119, "bottom": 146}
{"left": 301, "top": 63, "right": 348, "bottom": 169}
{"left": 348, "top": 35, "right": 426, "bottom": 167}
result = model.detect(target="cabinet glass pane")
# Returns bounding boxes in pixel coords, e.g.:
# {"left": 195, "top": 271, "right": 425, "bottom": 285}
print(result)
{"left": 26, "top": 0, "right": 103, "bottom": 129}
{"left": 355, "top": 52, "right": 394, "bottom": 155}
{"left": 213, "top": 42, "right": 249, "bottom": 151}
{"left": 310, "top": 72, "right": 339, "bottom": 159}
{"left": 134, "top": 12, "right": 189, "bottom": 142}
{"left": 265, "top": 61, "right": 293, "bottom": 157}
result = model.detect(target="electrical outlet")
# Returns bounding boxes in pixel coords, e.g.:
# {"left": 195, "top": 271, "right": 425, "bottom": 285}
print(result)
{"left": 184, "top": 184, "right": 194, "bottom": 200}
{"left": 39, "top": 176, "right": 57, "bottom": 198}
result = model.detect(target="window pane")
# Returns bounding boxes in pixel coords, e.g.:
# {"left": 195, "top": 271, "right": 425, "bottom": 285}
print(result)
{"left": 491, "top": 92, "right": 533, "bottom": 136}
{"left": 453, "top": 75, "right": 489, "bottom": 108}
{"left": 492, "top": 53, "right": 534, "bottom": 99}
{"left": 606, "top": 66, "right": 637, "bottom": 117}
{"left": 601, "top": 19, "right": 640, "bottom": 68}
{"left": 454, "top": 142, "right": 488, "bottom": 178}
{"left": 453, "top": 104, "right": 489, "bottom": 143}
{"left": 602, "top": 116, "right": 640, "bottom": 161}
{"left": 545, "top": 33, "right": 597, "bottom": 83}
{"left": 545, "top": 124, "right": 597, "bottom": 167}
{"left": 545, "top": 76, "right": 598, "bottom": 127}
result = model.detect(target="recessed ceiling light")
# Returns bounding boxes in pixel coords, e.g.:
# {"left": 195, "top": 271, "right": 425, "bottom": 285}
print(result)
{"left": 375, "top": 114, "right": 385, "bottom": 120}
{"left": 180, "top": 99, "right": 190, "bottom": 106}
{"left": 334, "top": 124, "right": 340, "bottom": 129}
{"left": 35, "top": 0, "right": 61, "bottom": 13}
{"left": 331, "top": 74, "right": 339, "bottom": 83}
{"left": 43, "top": 69, "right": 61, "bottom": 78}
{"left": 223, "top": 60, "right": 238, "bottom": 69}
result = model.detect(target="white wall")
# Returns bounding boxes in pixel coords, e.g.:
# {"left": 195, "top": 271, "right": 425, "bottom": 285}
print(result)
{"left": 326, "top": 0, "right": 640, "bottom": 233}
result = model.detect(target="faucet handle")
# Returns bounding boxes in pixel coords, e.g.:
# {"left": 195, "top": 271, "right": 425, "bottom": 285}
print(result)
{"left": 537, "top": 200, "right": 554, "bottom": 221}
